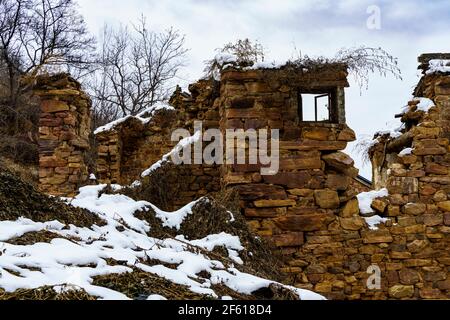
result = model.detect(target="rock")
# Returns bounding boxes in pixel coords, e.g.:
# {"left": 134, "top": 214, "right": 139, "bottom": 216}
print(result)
{"left": 390, "top": 252, "right": 411, "bottom": 259}
{"left": 314, "top": 282, "right": 332, "bottom": 293}
{"left": 306, "top": 264, "right": 327, "bottom": 274}
{"left": 398, "top": 269, "right": 420, "bottom": 285}
{"left": 273, "top": 213, "right": 334, "bottom": 232}
{"left": 403, "top": 203, "right": 426, "bottom": 215}
{"left": 404, "top": 259, "right": 432, "bottom": 267}
{"left": 234, "top": 184, "right": 287, "bottom": 200}
{"left": 302, "top": 127, "right": 332, "bottom": 141}
{"left": 325, "top": 174, "right": 351, "bottom": 191}
{"left": 433, "top": 190, "right": 447, "bottom": 202}
{"left": 287, "top": 189, "right": 313, "bottom": 197}
{"left": 388, "top": 285, "right": 414, "bottom": 298}
{"left": 423, "top": 214, "right": 443, "bottom": 226}
{"left": 362, "top": 229, "right": 393, "bottom": 244}
{"left": 387, "top": 205, "right": 400, "bottom": 217}
{"left": 341, "top": 199, "right": 360, "bottom": 217}
{"left": 437, "top": 279, "right": 450, "bottom": 290}
{"left": 419, "top": 288, "right": 443, "bottom": 299}
{"left": 340, "top": 217, "right": 366, "bottom": 230}
{"left": 337, "top": 127, "right": 356, "bottom": 142}
{"left": 407, "top": 239, "right": 429, "bottom": 253}
{"left": 322, "top": 151, "right": 354, "bottom": 172}
{"left": 279, "top": 152, "right": 322, "bottom": 170}
{"left": 263, "top": 172, "right": 311, "bottom": 189}
{"left": 40, "top": 100, "right": 69, "bottom": 113}
{"left": 425, "top": 163, "right": 448, "bottom": 175}
{"left": 387, "top": 177, "right": 419, "bottom": 194}
{"left": 244, "top": 208, "right": 286, "bottom": 218}
{"left": 314, "top": 190, "right": 340, "bottom": 209}
{"left": 437, "top": 201, "right": 450, "bottom": 212}
{"left": 279, "top": 140, "right": 347, "bottom": 151}
{"left": 371, "top": 199, "right": 387, "bottom": 213}
{"left": 272, "top": 232, "right": 304, "bottom": 247}
{"left": 254, "top": 199, "right": 296, "bottom": 208}
{"left": 445, "top": 213, "right": 450, "bottom": 225}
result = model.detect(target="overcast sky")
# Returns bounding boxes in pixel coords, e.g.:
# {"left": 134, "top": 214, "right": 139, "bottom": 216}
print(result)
{"left": 77, "top": 0, "right": 450, "bottom": 179}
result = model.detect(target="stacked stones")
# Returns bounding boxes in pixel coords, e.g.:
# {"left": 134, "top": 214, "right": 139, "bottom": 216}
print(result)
{"left": 366, "top": 69, "right": 450, "bottom": 299}
{"left": 170, "top": 79, "right": 221, "bottom": 131}
{"left": 95, "top": 111, "right": 177, "bottom": 185}
{"left": 218, "top": 67, "right": 381, "bottom": 298}
{"left": 95, "top": 79, "right": 222, "bottom": 207}
{"left": 35, "top": 74, "right": 91, "bottom": 197}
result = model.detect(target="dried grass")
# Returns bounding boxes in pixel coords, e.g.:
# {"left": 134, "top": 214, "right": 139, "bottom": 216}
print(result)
{"left": 0, "top": 286, "right": 96, "bottom": 300}
{"left": 0, "top": 166, "right": 105, "bottom": 227}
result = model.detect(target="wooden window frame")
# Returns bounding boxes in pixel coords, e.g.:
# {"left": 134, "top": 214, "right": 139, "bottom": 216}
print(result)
{"left": 297, "top": 88, "right": 338, "bottom": 123}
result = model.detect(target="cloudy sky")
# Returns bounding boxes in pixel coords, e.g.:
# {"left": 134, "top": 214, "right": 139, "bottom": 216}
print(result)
{"left": 77, "top": 0, "right": 450, "bottom": 178}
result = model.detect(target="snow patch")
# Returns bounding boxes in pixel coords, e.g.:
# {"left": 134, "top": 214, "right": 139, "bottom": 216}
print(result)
{"left": 94, "top": 102, "right": 174, "bottom": 135}
{"left": 414, "top": 97, "right": 435, "bottom": 112}
{"left": 141, "top": 130, "right": 202, "bottom": 178}
{"left": 426, "top": 59, "right": 450, "bottom": 75}
{"left": 149, "top": 199, "right": 200, "bottom": 230}
{"left": 356, "top": 188, "right": 389, "bottom": 215}
{"left": 399, "top": 148, "right": 413, "bottom": 156}
{"left": 364, "top": 215, "right": 390, "bottom": 230}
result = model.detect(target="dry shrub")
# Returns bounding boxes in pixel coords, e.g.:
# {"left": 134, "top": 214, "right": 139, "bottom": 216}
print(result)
{"left": 92, "top": 271, "right": 208, "bottom": 300}
{"left": 135, "top": 189, "right": 283, "bottom": 282}
{"left": 6, "top": 230, "right": 60, "bottom": 245}
{"left": 0, "top": 286, "right": 96, "bottom": 300}
{"left": 0, "top": 167, "right": 104, "bottom": 227}
{"left": 122, "top": 162, "right": 188, "bottom": 211}
{"left": 0, "top": 135, "right": 38, "bottom": 165}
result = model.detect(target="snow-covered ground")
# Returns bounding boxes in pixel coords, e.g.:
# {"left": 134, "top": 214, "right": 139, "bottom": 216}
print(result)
{"left": 0, "top": 184, "right": 324, "bottom": 300}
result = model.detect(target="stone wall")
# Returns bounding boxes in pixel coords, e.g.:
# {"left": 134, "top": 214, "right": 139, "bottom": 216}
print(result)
{"left": 95, "top": 79, "right": 222, "bottom": 208}
{"left": 362, "top": 68, "right": 450, "bottom": 299}
{"left": 34, "top": 59, "right": 450, "bottom": 299}
{"left": 95, "top": 109, "right": 177, "bottom": 185}
{"left": 34, "top": 74, "right": 91, "bottom": 197}
{"left": 219, "top": 66, "right": 449, "bottom": 300}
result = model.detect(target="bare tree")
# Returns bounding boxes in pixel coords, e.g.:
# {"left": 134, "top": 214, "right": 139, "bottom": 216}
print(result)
{"left": 203, "top": 38, "right": 265, "bottom": 79}
{"left": 292, "top": 46, "right": 402, "bottom": 92}
{"left": 91, "top": 16, "right": 187, "bottom": 120}
{"left": 0, "top": 0, "right": 95, "bottom": 163}
{"left": 1, "top": 0, "right": 95, "bottom": 95}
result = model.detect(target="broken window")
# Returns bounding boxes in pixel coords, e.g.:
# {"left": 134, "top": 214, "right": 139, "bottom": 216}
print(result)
{"left": 297, "top": 89, "right": 337, "bottom": 122}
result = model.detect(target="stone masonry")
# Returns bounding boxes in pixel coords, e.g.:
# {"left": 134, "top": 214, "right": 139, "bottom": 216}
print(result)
{"left": 34, "top": 74, "right": 91, "bottom": 197}
{"left": 34, "top": 54, "right": 450, "bottom": 299}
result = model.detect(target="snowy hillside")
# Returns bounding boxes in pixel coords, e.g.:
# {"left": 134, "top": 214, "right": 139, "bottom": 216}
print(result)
{"left": 0, "top": 169, "right": 324, "bottom": 300}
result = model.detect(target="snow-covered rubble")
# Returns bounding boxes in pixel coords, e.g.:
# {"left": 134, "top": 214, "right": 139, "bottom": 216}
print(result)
{"left": 356, "top": 188, "right": 390, "bottom": 230}
{"left": 426, "top": 59, "right": 450, "bottom": 75}
{"left": 0, "top": 183, "right": 324, "bottom": 300}
{"left": 93, "top": 102, "right": 174, "bottom": 135}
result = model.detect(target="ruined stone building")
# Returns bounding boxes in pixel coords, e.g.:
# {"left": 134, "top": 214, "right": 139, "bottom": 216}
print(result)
{"left": 34, "top": 54, "right": 450, "bottom": 299}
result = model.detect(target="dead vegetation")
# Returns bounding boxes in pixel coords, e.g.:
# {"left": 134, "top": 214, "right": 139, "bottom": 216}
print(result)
{"left": 135, "top": 189, "right": 283, "bottom": 282}
{"left": 92, "top": 271, "right": 208, "bottom": 300}
{"left": 6, "top": 230, "right": 60, "bottom": 245}
{"left": 0, "top": 168, "right": 290, "bottom": 300}
{"left": 0, "top": 286, "right": 96, "bottom": 300}
{"left": 0, "top": 166, "right": 104, "bottom": 227}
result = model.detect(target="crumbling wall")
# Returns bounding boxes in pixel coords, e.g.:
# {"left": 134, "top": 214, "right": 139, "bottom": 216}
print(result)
{"left": 220, "top": 66, "right": 449, "bottom": 300}
{"left": 95, "top": 110, "right": 177, "bottom": 185}
{"left": 363, "top": 66, "right": 450, "bottom": 299}
{"left": 95, "top": 79, "right": 222, "bottom": 205}
{"left": 34, "top": 74, "right": 91, "bottom": 197}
